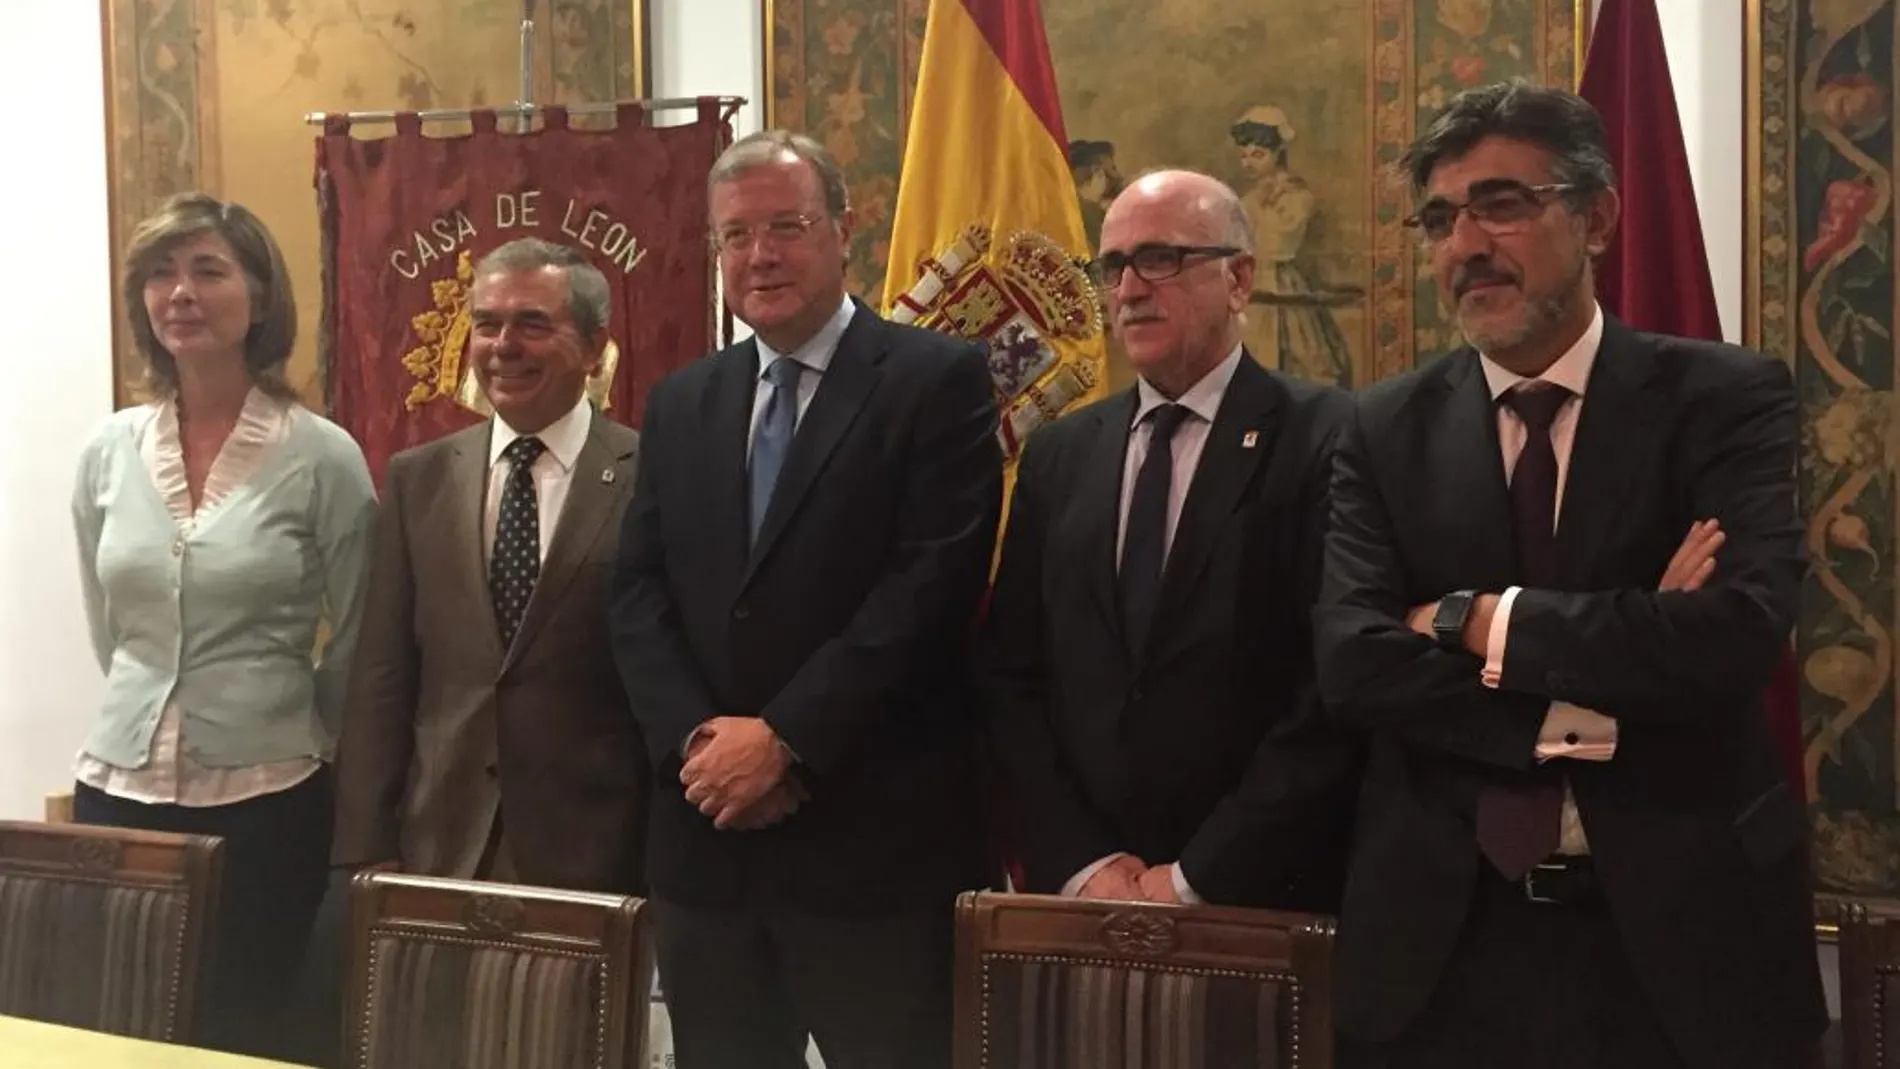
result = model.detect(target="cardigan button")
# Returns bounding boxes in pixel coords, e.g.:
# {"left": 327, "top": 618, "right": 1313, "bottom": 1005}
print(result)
{"left": 171, "top": 539, "right": 184, "bottom": 557}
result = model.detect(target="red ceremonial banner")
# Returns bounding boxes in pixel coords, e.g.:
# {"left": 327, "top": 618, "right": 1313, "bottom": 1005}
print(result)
{"left": 316, "top": 101, "right": 730, "bottom": 483}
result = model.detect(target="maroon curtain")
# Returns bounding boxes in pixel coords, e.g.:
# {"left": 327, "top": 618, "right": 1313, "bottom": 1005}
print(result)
{"left": 316, "top": 101, "right": 730, "bottom": 485}
{"left": 1580, "top": 0, "right": 1807, "bottom": 802}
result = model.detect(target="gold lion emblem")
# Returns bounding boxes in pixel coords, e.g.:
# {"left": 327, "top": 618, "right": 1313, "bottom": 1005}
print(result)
{"left": 401, "top": 249, "right": 621, "bottom": 415}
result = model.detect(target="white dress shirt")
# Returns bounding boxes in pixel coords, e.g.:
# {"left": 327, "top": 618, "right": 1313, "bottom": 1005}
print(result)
{"left": 1476, "top": 303, "right": 1617, "bottom": 855}
{"left": 1065, "top": 342, "right": 1246, "bottom": 905}
{"left": 483, "top": 395, "right": 593, "bottom": 566}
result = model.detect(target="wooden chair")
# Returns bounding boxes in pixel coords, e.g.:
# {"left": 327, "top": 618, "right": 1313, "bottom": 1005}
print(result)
{"left": 1836, "top": 897, "right": 1900, "bottom": 1069}
{"left": 0, "top": 820, "right": 222, "bottom": 1042}
{"left": 344, "top": 871, "right": 653, "bottom": 1069}
{"left": 953, "top": 891, "right": 1335, "bottom": 1069}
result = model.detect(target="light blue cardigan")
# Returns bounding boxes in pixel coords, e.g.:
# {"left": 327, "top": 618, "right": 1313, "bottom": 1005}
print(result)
{"left": 71, "top": 403, "right": 376, "bottom": 769}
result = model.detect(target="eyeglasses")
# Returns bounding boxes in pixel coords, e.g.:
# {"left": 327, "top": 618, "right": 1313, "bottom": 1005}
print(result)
{"left": 1403, "top": 182, "right": 1578, "bottom": 244}
{"left": 711, "top": 214, "right": 825, "bottom": 254}
{"left": 1093, "top": 243, "right": 1241, "bottom": 286}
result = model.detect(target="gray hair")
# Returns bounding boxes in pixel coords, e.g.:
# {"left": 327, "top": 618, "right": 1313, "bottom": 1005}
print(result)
{"left": 1399, "top": 80, "right": 1617, "bottom": 207}
{"left": 708, "top": 130, "right": 851, "bottom": 219}
{"left": 473, "top": 238, "right": 611, "bottom": 338}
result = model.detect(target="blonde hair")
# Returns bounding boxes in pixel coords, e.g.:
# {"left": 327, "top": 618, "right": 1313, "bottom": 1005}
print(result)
{"left": 122, "top": 192, "right": 297, "bottom": 400}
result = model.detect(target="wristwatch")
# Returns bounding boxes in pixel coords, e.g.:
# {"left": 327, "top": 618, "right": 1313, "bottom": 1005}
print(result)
{"left": 1431, "top": 590, "right": 1479, "bottom": 652}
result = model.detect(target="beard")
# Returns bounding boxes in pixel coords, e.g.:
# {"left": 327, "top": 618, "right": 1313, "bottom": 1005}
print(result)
{"left": 1456, "top": 250, "right": 1588, "bottom": 355}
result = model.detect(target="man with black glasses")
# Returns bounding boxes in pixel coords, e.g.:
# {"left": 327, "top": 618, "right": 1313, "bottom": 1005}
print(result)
{"left": 1315, "top": 82, "right": 1824, "bottom": 1069}
{"left": 981, "top": 168, "right": 1362, "bottom": 910}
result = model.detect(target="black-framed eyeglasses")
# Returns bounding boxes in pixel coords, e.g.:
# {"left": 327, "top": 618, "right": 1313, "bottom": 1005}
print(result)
{"left": 1403, "top": 181, "right": 1578, "bottom": 244}
{"left": 1092, "top": 243, "right": 1241, "bottom": 286}
{"left": 711, "top": 214, "right": 825, "bottom": 254}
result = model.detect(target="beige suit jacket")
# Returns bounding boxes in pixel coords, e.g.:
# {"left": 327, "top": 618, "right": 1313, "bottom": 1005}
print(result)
{"left": 332, "top": 413, "right": 646, "bottom": 892}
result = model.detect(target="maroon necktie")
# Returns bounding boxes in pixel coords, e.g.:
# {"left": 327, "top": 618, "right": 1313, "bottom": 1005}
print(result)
{"left": 1475, "top": 384, "right": 1572, "bottom": 879}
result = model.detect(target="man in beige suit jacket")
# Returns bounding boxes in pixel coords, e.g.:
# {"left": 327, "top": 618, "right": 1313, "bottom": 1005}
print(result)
{"left": 333, "top": 238, "right": 646, "bottom": 892}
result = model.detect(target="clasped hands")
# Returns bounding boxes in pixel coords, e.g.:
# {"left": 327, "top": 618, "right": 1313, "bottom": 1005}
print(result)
{"left": 681, "top": 716, "right": 806, "bottom": 831}
{"left": 1405, "top": 518, "right": 1725, "bottom": 646}
{"left": 1075, "top": 855, "right": 1188, "bottom": 904}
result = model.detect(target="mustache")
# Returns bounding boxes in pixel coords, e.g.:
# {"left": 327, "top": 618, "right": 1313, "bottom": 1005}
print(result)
{"left": 1452, "top": 259, "right": 1518, "bottom": 298}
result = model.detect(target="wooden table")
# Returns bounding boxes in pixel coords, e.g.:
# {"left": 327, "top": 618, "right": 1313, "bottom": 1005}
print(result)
{"left": 0, "top": 1016, "right": 310, "bottom": 1068}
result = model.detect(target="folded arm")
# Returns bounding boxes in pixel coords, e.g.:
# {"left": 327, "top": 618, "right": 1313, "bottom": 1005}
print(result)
{"left": 1497, "top": 357, "right": 1802, "bottom": 719}
{"left": 1313, "top": 413, "right": 1545, "bottom": 770}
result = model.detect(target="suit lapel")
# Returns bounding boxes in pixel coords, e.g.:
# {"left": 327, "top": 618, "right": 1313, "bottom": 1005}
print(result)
{"left": 1555, "top": 323, "right": 1664, "bottom": 588}
{"left": 446, "top": 426, "right": 506, "bottom": 666}
{"left": 1144, "top": 357, "right": 1281, "bottom": 660}
{"left": 502, "top": 415, "right": 634, "bottom": 672}
{"left": 742, "top": 310, "right": 883, "bottom": 586}
{"left": 1435, "top": 352, "right": 1520, "bottom": 591}
{"left": 1078, "top": 392, "right": 1139, "bottom": 649}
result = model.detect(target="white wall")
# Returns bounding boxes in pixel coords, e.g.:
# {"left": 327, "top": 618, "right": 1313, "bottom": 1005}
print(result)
{"left": 0, "top": 2, "right": 112, "bottom": 820}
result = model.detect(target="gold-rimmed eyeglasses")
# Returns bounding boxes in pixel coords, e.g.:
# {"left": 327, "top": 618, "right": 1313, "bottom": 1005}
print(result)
{"left": 710, "top": 214, "right": 826, "bottom": 254}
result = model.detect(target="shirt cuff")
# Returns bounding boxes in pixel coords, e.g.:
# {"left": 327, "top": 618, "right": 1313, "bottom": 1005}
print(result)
{"left": 1171, "top": 863, "right": 1203, "bottom": 905}
{"left": 1481, "top": 586, "right": 1523, "bottom": 689}
{"left": 681, "top": 723, "right": 711, "bottom": 760}
{"left": 1534, "top": 702, "right": 1618, "bottom": 762}
{"left": 1062, "top": 852, "right": 1132, "bottom": 897}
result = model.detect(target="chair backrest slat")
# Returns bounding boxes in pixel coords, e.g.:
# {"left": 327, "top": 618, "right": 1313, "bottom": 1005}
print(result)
{"left": 953, "top": 891, "right": 1334, "bottom": 1069}
{"left": 344, "top": 871, "right": 652, "bottom": 1069}
{"left": 0, "top": 819, "right": 221, "bottom": 1042}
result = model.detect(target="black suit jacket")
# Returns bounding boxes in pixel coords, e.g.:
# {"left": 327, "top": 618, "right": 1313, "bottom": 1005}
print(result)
{"left": 1313, "top": 319, "right": 1826, "bottom": 1068}
{"left": 982, "top": 356, "right": 1362, "bottom": 910}
{"left": 610, "top": 301, "right": 1003, "bottom": 914}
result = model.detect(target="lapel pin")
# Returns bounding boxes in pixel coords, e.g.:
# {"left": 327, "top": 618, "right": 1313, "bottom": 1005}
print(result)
{"left": 601, "top": 468, "right": 616, "bottom": 484}
{"left": 1241, "top": 431, "right": 1259, "bottom": 449}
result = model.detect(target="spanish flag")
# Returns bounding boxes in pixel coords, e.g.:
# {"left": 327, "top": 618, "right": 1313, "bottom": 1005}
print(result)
{"left": 881, "top": 0, "right": 1107, "bottom": 460}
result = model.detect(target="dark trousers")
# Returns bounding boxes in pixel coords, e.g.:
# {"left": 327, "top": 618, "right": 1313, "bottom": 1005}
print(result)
{"left": 652, "top": 896, "right": 953, "bottom": 1069}
{"left": 74, "top": 767, "right": 334, "bottom": 1061}
{"left": 1339, "top": 865, "right": 1688, "bottom": 1069}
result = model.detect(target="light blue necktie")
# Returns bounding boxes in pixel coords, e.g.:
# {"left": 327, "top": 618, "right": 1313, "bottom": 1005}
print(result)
{"left": 748, "top": 357, "right": 803, "bottom": 548}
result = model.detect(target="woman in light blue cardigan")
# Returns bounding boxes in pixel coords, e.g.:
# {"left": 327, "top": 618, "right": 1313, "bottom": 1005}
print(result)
{"left": 70, "top": 193, "right": 375, "bottom": 1059}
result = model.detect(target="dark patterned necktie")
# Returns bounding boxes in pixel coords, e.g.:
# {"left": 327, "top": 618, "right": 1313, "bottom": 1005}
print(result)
{"left": 1120, "top": 403, "right": 1191, "bottom": 654}
{"left": 749, "top": 357, "right": 803, "bottom": 549}
{"left": 490, "top": 435, "right": 546, "bottom": 649}
{"left": 1476, "top": 383, "right": 1573, "bottom": 879}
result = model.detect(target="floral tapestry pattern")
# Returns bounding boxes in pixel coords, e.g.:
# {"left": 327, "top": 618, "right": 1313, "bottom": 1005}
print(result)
{"left": 1750, "top": 0, "right": 1900, "bottom": 894}
{"left": 768, "top": 0, "right": 1580, "bottom": 390}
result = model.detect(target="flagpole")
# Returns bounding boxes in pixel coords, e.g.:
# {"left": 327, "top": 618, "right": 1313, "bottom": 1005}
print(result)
{"left": 304, "top": 0, "right": 746, "bottom": 128}
{"left": 518, "top": 0, "right": 536, "bottom": 133}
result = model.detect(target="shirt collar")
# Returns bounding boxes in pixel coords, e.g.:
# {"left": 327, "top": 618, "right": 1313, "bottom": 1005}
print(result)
{"left": 1479, "top": 302, "right": 1604, "bottom": 400}
{"left": 1132, "top": 342, "right": 1246, "bottom": 429}
{"left": 757, "top": 295, "right": 857, "bottom": 380}
{"left": 490, "top": 393, "right": 592, "bottom": 473}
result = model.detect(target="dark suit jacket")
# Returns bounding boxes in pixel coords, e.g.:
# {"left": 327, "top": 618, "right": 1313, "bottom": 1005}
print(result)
{"left": 981, "top": 356, "right": 1361, "bottom": 910}
{"left": 1313, "top": 319, "right": 1826, "bottom": 1069}
{"left": 610, "top": 301, "right": 1003, "bottom": 915}
{"left": 332, "top": 412, "right": 648, "bottom": 893}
